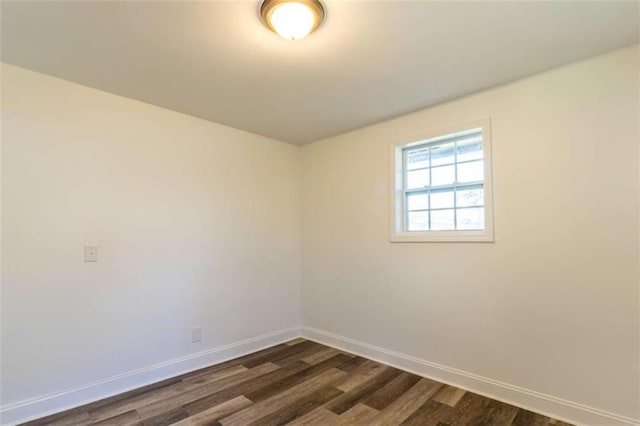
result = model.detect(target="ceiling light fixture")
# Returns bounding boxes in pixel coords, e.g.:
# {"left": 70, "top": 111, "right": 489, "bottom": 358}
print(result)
{"left": 260, "top": 0, "right": 325, "bottom": 41}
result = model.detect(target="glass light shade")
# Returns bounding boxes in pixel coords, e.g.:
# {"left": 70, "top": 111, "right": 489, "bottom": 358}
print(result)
{"left": 261, "top": 0, "right": 324, "bottom": 41}
{"left": 270, "top": 3, "right": 315, "bottom": 40}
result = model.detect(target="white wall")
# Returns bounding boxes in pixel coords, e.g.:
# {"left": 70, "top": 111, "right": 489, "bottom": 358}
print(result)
{"left": 301, "top": 46, "right": 639, "bottom": 422}
{"left": 2, "top": 46, "right": 638, "bottom": 425}
{"left": 1, "top": 64, "right": 301, "bottom": 419}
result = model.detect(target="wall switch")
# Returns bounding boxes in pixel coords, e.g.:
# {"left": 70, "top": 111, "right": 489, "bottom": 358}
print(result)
{"left": 84, "top": 246, "right": 98, "bottom": 262}
{"left": 192, "top": 327, "right": 202, "bottom": 343}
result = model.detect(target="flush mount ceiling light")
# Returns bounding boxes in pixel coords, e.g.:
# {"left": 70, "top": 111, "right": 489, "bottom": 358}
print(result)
{"left": 260, "top": 0, "right": 325, "bottom": 41}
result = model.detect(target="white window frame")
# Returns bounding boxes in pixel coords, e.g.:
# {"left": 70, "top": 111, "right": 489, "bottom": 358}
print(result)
{"left": 390, "top": 119, "right": 494, "bottom": 243}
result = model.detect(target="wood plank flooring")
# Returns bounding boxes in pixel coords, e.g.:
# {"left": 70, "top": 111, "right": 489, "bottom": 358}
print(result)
{"left": 21, "top": 339, "right": 572, "bottom": 426}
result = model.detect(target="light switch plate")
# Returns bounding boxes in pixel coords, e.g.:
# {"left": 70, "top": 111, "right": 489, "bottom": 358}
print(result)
{"left": 84, "top": 246, "right": 98, "bottom": 262}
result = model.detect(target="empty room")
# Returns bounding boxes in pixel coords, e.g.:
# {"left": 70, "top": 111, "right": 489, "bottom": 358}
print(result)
{"left": 1, "top": 1, "right": 638, "bottom": 425}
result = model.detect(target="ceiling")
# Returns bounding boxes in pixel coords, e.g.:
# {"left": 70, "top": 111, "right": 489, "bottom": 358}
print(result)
{"left": 2, "top": 1, "right": 638, "bottom": 145}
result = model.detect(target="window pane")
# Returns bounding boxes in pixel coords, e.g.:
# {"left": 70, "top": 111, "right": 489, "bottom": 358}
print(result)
{"left": 406, "top": 148, "right": 429, "bottom": 170}
{"left": 457, "top": 160, "right": 483, "bottom": 183}
{"left": 406, "top": 169, "right": 429, "bottom": 189}
{"left": 407, "top": 211, "right": 429, "bottom": 231}
{"left": 457, "top": 136, "right": 483, "bottom": 162}
{"left": 407, "top": 192, "right": 429, "bottom": 211}
{"left": 456, "top": 187, "right": 484, "bottom": 207}
{"left": 457, "top": 207, "right": 484, "bottom": 230}
{"left": 430, "top": 190, "right": 454, "bottom": 209}
{"left": 430, "top": 209, "right": 455, "bottom": 230}
{"left": 431, "top": 165, "right": 455, "bottom": 186}
{"left": 431, "top": 142, "right": 455, "bottom": 166}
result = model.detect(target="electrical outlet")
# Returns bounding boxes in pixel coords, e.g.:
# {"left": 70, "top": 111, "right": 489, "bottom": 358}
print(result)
{"left": 192, "top": 327, "right": 202, "bottom": 343}
{"left": 84, "top": 246, "right": 98, "bottom": 262}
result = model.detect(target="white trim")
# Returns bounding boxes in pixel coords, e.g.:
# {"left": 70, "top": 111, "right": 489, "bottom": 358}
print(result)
{"left": 301, "top": 327, "right": 640, "bottom": 426}
{"left": 390, "top": 118, "right": 495, "bottom": 243}
{"left": 0, "top": 327, "right": 300, "bottom": 426}
{"left": 5, "top": 326, "right": 637, "bottom": 426}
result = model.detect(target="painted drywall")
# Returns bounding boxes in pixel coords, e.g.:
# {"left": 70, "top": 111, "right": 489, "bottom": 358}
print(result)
{"left": 2, "top": 46, "right": 639, "bottom": 425}
{"left": 301, "top": 45, "right": 639, "bottom": 421}
{"left": 1, "top": 64, "right": 301, "bottom": 412}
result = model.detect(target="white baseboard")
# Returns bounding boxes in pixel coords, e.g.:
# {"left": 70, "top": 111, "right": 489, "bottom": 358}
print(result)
{"left": 302, "top": 327, "right": 639, "bottom": 426}
{"left": 0, "top": 327, "right": 300, "bottom": 426}
{"left": 4, "top": 326, "right": 637, "bottom": 426}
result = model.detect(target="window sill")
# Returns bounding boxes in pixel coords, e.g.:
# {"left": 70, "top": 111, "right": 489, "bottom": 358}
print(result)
{"left": 390, "top": 230, "right": 494, "bottom": 243}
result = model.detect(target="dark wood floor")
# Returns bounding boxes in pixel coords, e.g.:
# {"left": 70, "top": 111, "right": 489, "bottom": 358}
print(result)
{"left": 22, "top": 339, "right": 572, "bottom": 426}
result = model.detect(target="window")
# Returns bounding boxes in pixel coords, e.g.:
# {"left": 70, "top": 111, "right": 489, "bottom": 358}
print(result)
{"left": 390, "top": 119, "right": 494, "bottom": 242}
